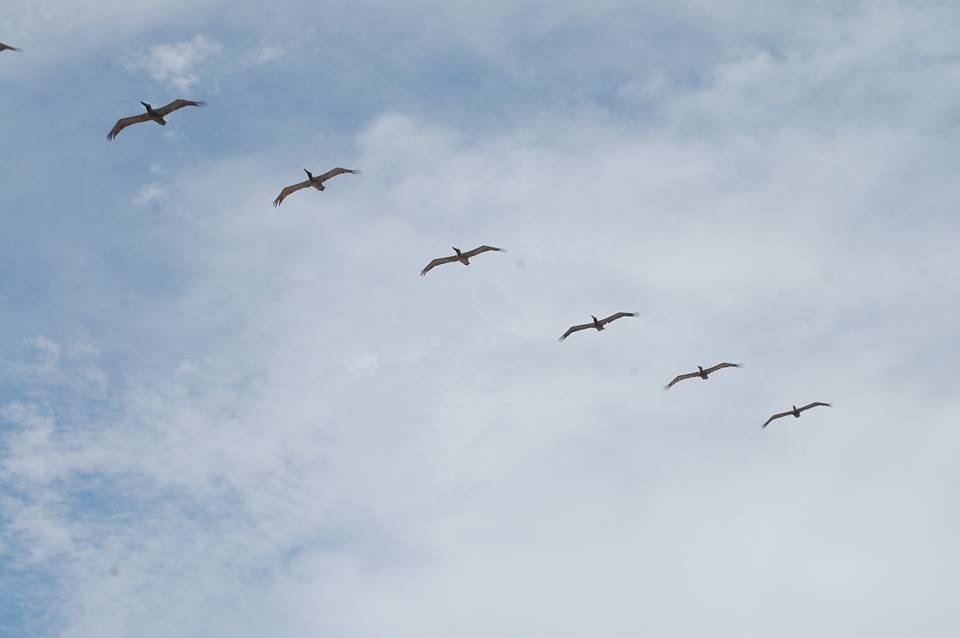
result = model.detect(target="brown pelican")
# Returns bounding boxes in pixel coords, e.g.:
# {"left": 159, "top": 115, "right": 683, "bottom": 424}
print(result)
{"left": 420, "top": 246, "right": 505, "bottom": 276}
{"left": 107, "top": 99, "right": 206, "bottom": 140}
{"left": 762, "top": 402, "right": 832, "bottom": 429}
{"left": 559, "top": 312, "right": 637, "bottom": 341}
{"left": 663, "top": 362, "right": 742, "bottom": 391}
{"left": 0, "top": 43, "right": 20, "bottom": 53}
{"left": 272, "top": 168, "right": 361, "bottom": 206}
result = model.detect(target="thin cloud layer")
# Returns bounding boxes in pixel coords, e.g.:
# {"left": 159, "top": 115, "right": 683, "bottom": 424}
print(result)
{"left": 123, "top": 34, "right": 222, "bottom": 92}
{"left": 2, "top": 2, "right": 959, "bottom": 637}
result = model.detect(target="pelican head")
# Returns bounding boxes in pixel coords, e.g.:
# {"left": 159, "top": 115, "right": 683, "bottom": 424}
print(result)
{"left": 140, "top": 101, "right": 153, "bottom": 112}
{"left": 792, "top": 405, "right": 799, "bottom": 417}
{"left": 698, "top": 365, "right": 706, "bottom": 377}
{"left": 453, "top": 247, "right": 462, "bottom": 256}
{"left": 304, "top": 169, "right": 314, "bottom": 180}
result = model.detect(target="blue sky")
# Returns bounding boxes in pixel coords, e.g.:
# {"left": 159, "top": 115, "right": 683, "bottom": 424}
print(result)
{"left": 2, "top": 1, "right": 960, "bottom": 636}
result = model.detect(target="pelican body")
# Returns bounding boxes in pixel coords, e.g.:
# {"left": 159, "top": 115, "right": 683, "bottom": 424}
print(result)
{"left": 762, "top": 402, "right": 832, "bottom": 429}
{"left": 558, "top": 312, "right": 638, "bottom": 341}
{"left": 663, "top": 362, "right": 742, "bottom": 391}
{"left": 419, "top": 245, "right": 505, "bottom": 276}
{"left": 305, "top": 169, "right": 326, "bottom": 191}
{"left": 141, "top": 101, "right": 166, "bottom": 126}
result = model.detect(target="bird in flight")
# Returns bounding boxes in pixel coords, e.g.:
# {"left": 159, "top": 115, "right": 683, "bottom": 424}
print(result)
{"left": 420, "top": 245, "right": 505, "bottom": 276}
{"left": 107, "top": 99, "right": 206, "bottom": 140}
{"left": 0, "top": 43, "right": 20, "bottom": 53}
{"left": 559, "top": 312, "right": 637, "bottom": 341}
{"left": 762, "top": 402, "right": 832, "bottom": 429}
{"left": 663, "top": 362, "right": 742, "bottom": 390}
{"left": 272, "top": 168, "right": 361, "bottom": 206}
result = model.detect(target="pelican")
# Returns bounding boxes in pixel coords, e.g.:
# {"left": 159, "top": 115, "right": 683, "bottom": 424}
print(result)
{"left": 0, "top": 43, "right": 19, "bottom": 53}
{"left": 272, "top": 168, "right": 361, "bottom": 206}
{"left": 559, "top": 312, "right": 637, "bottom": 341}
{"left": 420, "top": 245, "right": 505, "bottom": 276}
{"left": 762, "top": 402, "right": 832, "bottom": 429}
{"left": 107, "top": 99, "right": 206, "bottom": 140}
{"left": 663, "top": 362, "right": 742, "bottom": 390}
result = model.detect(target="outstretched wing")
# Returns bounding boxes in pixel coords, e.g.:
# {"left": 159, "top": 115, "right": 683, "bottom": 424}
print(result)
{"left": 420, "top": 255, "right": 459, "bottom": 276}
{"left": 559, "top": 322, "right": 593, "bottom": 342}
{"left": 0, "top": 43, "right": 20, "bottom": 52}
{"left": 599, "top": 311, "right": 638, "bottom": 326}
{"left": 272, "top": 179, "right": 312, "bottom": 207}
{"left": 664, "top": 371, "right": 699, "bottom": 391}
{"left": 462, "top": 245, "right": 505, "bottom": 259}
{"left": 317, "top": 167, "right": 361, "bottom": 183}
{"left": 107, "top": 113, "right": 151, "bottom": 140}
{"left": 155, "top": 99, "right": 207, "bottom": 116}
{"left": 798, "top": 401, "right": 832, "bottom": 413}
{"left": 703, "top": 362, "right": 742, "bottom": 375}
{"left": 762, "top": 411, "right": 792, "bottom": 429}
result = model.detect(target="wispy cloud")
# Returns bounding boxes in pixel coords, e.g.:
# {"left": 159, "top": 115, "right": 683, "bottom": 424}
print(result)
{"left": 133, "top": 183, "right": 169, "bottom": 207}
{"left": 3, "top": 2, "right": 960, "bottom": 637}
{"left": 240, "top": 45, "right": 287, "bottom": 67}
{"left": 124, "top": 34, "right": 222, "bottom": 93}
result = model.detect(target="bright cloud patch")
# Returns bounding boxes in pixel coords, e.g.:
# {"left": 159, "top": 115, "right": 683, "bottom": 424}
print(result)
{"left": 124, "top": 34, "right": 221, "bottom": 92}
{"left": 240, "top": 45, "right": 286, "bottom": 67}
{"left": 133, "top": 183, "right": 169, "bottom": 206}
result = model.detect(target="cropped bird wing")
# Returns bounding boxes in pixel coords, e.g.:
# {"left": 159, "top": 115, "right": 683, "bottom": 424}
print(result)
{"left": 798, "top": 401, "right": 832, "bottom": 413}
{"left": 154, "top": 99, "right": 207, "bottom": 116}
{"left": 762, "top": 411, "right": 792, "bottom": 429}
{"left": 317, "top": 167, "right": 361, "bottom": 183}
{"left": 0, "top": 43, "right": 20, "bottom": 52}
{"left": 462, "top": 245, "right": 505, "bottom": 259}
{"left": 703, "top": 362, "right": 742, "bottom": 375}
{"left": 663, "top": 371, "right": 699, "bottom": 391}
{"left": 106, "top": 113, "right": 151, "bottom": 140}
{"left": 419, "top": 255, "right": 459, "bottom": 276}
{"left": 272, "top": 179, "right": 312, "bottom": 207}
{"left": 559, "top": 322, "right": 593, "bottom": 341}
{"left": 599, "top": 311, "right": 638, "bottom": 326}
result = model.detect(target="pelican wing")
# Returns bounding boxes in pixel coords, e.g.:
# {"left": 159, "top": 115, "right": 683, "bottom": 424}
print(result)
{"left": 762, "top": 411, "right": 792, "bottom": 429}
{"left": 154, "top": 99, "right": 207, "bottom": 116}
{"left": 272, "top": 179, "right": 312, "bottom": 207}
{"left": 462, "top": 245, "right": 505, "bottom": 259}
{"left": 317, "top": 167, "right": 361, "bottom": 183}
{"left": 599, "top": 311, "right": 637, "bottom": 326}
{"left": 419, "top": 255, "right": 460, "bottom": 276}
{"left": 798, "top": 401, "right": 832, "bottom": 413}
{"left": 663, "top": 371, "right": 700, "bottom": 391}
{"left": 0, "top": 43, "right": 20, "bottom": 52}
{"left": 559, "top": 322, "right": 594, "bottom": 342}
{"left": 106, "top": 113, "right": 152, "bottom": 140}
{"left": 703, "top": 362, "right": 742, "bottom": 375}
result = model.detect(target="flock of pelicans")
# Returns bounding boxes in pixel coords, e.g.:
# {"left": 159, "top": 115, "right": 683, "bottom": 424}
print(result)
{"left": 1, "top": 43, "right": 832, "bottom": 430}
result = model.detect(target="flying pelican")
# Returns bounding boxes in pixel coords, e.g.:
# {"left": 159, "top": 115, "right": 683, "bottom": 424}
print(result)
{"left": 663, "top": 362, "right": 742, "bottom": 390}
{"left": 559, "top": 312, "right": 637, "bottom": 341}
{"left": 420, "top": 245, "right": 505, "bottom": 276}
{"left": 762, "top": 402, "right": 832, "bottom": 429}
{"left": 272, "top": 168, "right": 361, "bottom": 206}
{"left": 106, "top": 99, "right": 206, "bottom": 140}
{"left": 0, "top": 43, "right": 20, "bottom": 53}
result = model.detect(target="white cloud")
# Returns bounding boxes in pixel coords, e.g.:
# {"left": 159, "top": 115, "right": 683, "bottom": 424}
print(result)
{"left": 240, "top": 45, "right": 287, "bottom": 67}
{"left": 3, "top": 2, "right": 960, "bottom": 637}
{"left": 133, "top": 183, "right": 169, "bottom": 206}
{"left": 124, "top": 34, "right": 222, "bottom": 93}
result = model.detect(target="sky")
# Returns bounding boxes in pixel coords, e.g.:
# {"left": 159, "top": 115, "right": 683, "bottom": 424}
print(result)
{"left": 1, "top": 1, "right": 959, "bottom": 636}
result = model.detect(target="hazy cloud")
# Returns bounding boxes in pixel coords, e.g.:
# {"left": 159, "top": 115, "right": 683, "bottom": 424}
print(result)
{"left": 124, "top": 34, "right": 222, "bottom": 92}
